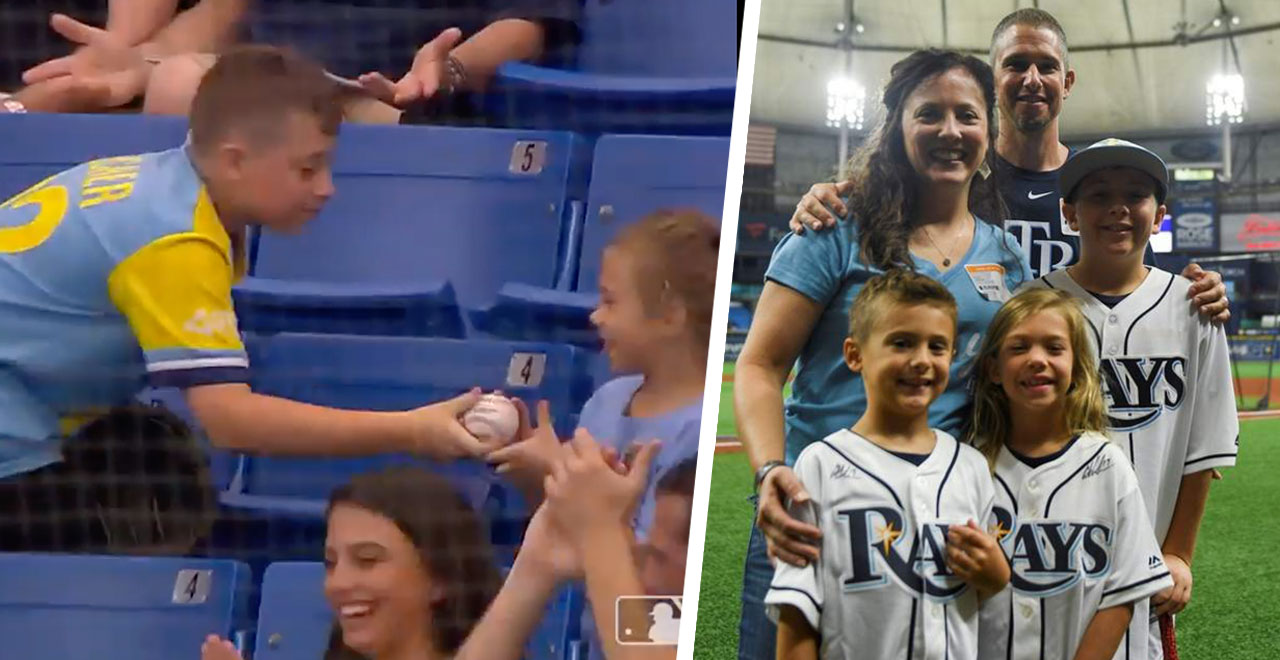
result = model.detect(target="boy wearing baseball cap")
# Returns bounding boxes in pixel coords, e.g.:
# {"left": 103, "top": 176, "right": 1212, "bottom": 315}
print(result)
{"left": 1021, "top": 138, "right": 1238, "bottom": 659}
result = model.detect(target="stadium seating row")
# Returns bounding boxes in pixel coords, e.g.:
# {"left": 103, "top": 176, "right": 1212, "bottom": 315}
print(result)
{"left": 0, "top": 113, "right": 725, "bottom": 525}
{"left": 0, "top": 114, "right": 729, "bottom": 340}
{"left": 0, "top": 554, "right": 583, "bottom": 660}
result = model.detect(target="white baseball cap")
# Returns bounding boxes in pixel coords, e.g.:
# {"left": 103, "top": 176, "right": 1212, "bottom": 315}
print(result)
{"left": 1060, "top": 138, "right": 1169, "bottom": 205}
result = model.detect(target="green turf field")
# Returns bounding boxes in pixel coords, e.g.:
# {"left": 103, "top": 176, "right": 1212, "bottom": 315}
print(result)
{"left": 717, "top": 360, "right": 1280, "bottom": 437}
{"left": 694, "top": 418, "right": 1280, "bottom": 659}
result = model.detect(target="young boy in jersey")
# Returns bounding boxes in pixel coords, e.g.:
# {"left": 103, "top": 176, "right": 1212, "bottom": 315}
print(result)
{"left": 765, "top": 269, "right": 1009, "bottom": 660}
{"left": 969, "top": 288, "right": 1173, "bottom": 660}
{"left": 1024, "top": 139, "right": 1238, "bottom": 658}
{"left": 0, "top": 46, "right": 489, "bottom": 554}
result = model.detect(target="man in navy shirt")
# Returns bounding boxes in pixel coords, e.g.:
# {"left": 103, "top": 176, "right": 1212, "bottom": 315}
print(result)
{"left": 789, "top": 9, "right": 1228, "bottom": 318}
{"left": 5, "top": 0, "right": 581, "bottom": 124}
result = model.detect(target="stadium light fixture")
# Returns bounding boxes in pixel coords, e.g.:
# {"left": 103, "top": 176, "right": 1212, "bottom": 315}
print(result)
{"left": 1205, "top": 72, "right": 1245, "bottom": 126}
{"left": 826, "top": 76, "right": 866, "bottom": 130}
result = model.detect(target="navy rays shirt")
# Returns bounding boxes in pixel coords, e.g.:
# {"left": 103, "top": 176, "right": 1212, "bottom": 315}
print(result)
{"left": 996, "top": 152, "right": 1158, "bottom": 278}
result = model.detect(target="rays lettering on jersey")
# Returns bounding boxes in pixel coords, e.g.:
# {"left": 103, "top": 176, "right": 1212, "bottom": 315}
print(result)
{"left": 1098, "top": 356, "right": 1187, "bottom": 431}
{"left": 1004, "top": 220, "right": 1074, "bottom": 276}
{"left": 839, "top": 507, "right": 966, "bottom": 602}
{"left": 991, "top": 507, "right": 1113, "bottom": 596}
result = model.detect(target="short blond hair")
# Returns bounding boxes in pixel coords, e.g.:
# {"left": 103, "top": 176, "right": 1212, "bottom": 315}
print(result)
{"left": 847, "top": 269, "right": 958, "bottom": 342}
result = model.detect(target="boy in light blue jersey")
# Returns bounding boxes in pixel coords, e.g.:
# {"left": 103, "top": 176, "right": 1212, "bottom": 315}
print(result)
{"left": 0, "top": 46, "right": 488, "bottom": 553}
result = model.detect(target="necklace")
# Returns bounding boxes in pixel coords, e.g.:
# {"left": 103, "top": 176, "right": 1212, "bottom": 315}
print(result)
{"left": 921, "top": 215, "right": 971, "bottom": 268}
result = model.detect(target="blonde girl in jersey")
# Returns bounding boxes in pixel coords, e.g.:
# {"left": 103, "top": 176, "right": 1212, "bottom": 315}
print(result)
{"left": 968, "top": 288, "right": 1171, "bottom": 660}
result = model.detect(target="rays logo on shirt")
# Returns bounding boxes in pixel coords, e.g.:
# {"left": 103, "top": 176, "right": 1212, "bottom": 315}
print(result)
{"left": 839, "top": 506, "right": 966, "bottom": 602}
{"left": 991, "top": 507, "right": 1113, "bottom": 597}
{"left": 1098, "top": 356, "right": 1187, "bottom": 431}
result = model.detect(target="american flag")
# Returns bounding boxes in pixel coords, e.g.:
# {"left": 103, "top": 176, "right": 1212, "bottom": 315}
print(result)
{"left": 745, "top": 124, "right": 776, "bottom": 166}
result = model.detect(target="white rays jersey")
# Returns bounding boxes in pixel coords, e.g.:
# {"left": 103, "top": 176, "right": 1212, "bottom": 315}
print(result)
{"left": 1025, "top": 268, "right": 1240, "bottom": 542}
{"left": 979, "top": 432, "right": 1173, "bottom": 660}
{"left": 765, "top": 429, "right": 995, "bottom": 660}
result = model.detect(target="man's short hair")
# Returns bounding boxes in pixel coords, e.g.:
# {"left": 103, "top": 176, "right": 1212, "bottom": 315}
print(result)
{"left": 189, "top": 45, "right": 342, "bottom": 155}
{"left": 847, "top": 269, "right": 958, "bottom": 342}
{"left": 989, "top": 8, "right": 1070, "bottom": 66}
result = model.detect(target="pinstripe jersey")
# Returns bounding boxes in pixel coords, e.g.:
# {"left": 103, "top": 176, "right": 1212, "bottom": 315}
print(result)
{"left": 765, "top": 429, "right": 994, "bottom": 660}
{"left": 978, "top": 432, "right": 1173, "bottom": 660}
{"left": 0, "top": 145, "right": 248, "bottom": 479}
{"left": 1023, "top": 268, "right": 1238, "bottom": 544}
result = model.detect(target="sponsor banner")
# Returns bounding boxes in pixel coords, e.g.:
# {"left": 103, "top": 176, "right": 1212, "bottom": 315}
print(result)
{"left": 1221, "top": 211, "right": 1280, "bottom": 252}
{"left": 1170, "top": 198, "right": 1218, "bottom": 252}
{"left": 1229, "top": 335, "right": 1280, "bottom": 362}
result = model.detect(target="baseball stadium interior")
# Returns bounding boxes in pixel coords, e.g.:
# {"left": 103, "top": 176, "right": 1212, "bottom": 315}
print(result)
{"left": 705, "top": 0, "right": 1280, "bottom": 657}
{"left": 0, "top": 1, "right": 737, "bottom": 659}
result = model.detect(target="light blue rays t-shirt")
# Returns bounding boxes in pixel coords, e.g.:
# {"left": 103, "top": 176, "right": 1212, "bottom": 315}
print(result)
{"left": 765, "top": 218, "right": 1032, "bottom": 464}
{"left": 576, "top": 374, "right": 701, "bottom": 660}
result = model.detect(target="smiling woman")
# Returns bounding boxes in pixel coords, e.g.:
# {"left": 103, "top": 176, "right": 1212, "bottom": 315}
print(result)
{"left": 731, "top": 47, "right": 1033, "bottom": 659}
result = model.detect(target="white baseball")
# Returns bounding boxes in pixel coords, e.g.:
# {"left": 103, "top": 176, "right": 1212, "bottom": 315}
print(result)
{"left": 462, "top": 394, "right": 519, "bottom": 446}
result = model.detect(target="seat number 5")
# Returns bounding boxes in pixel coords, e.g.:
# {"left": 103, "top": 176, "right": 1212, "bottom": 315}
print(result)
{"left": 0, "top": 179, "right": 70, "bottom": 254}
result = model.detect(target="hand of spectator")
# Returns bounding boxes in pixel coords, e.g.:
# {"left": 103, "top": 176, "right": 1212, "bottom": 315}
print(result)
{"left": 756, "top": 465, "right": 822, "bottom": 567}
{"left": 357, "top": 27, "right": 463, "bottom": 108}
{"left": 22, "top": 14, "right": 149, "bottom": 109}
{"left": 201, "top": 635, "right": 244, "bottom": 660}
{"left": 1182, "top": 263, "right": 1230, "bottom": 324}
{"left": 1152, "top": 554, "right": 1193, "bottom": 617}
{"left": 946, "top": 519, "right": 1011, "bottom": 598}
{"left": 407, "top": 388, "right": 489, "bottom": 460}
{"left": 788, "top": 181, "right": 852, "bottom": 234}
{"left": 520, "top": 503, "right": 584, "bottom": 581}
{"left": 486, "top": 399, "right": 562, "bottom": 490}
{"left": 544, "top": 429, "right": 660, "bottom": 539}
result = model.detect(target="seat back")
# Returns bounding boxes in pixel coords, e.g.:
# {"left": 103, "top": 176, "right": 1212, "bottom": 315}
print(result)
{"left": 0, "top": 553, "right": 250, "bottom": 660}
{"left": 251, "top": 125, "right": 590, "bottom": 310}
{"left": 0, "top": 114, "right": 188, "bottom": 201}
{"left": 241, "top": 332, "right": 591, "bottom": 503}
{"left": 253, "top": 562, "right": 331, "bottom": 660}
{"left": 576, "top": 135, "right": 730, "bottom": 290}
{"left": 578, "top": 0, "right": 738, "bottom": 76}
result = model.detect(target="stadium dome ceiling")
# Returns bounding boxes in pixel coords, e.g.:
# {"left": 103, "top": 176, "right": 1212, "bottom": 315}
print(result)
{"left": 751, "top": 0, "right": 1280, "bottom": 138}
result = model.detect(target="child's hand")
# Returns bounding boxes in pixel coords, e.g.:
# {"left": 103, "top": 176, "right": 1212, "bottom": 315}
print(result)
{"left": 543, "top": 429, "right": 660, "bottom": 541}
{"left": 201, "top": 635, "right": 243, "bottom": 660}
{"left": 1152, "top": 554, "right": 1192, "bottom": 616}
{"left": 519, "top": 503, "right": 583, "bottom": 581}
{"left": 486, "top": 400, "right": 562, "bottom": 492}
{"left": 946, "top": 519, "right": 1010, "bottom": 598}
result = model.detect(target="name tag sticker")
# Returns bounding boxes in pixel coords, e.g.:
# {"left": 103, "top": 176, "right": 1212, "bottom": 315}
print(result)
{"left": 965, "top": 264, "right": 1011, "bottom": 303}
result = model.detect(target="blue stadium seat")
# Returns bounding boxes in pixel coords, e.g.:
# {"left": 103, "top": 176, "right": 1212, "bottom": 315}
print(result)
{"left": 484, "top": 0, "right": 736, "bottom": 135}
{"left": 473, "top": 135, "right": 728, "bottom": 347}
{"left": 0, "top": 553, "right": 251, "bottom": 660}
{"left": 0, "top": 114, "right": 188, "bottom": 201}
{"left": 528, "top": 584, "right": 588, "bottom": 660}
{"left": 235, "top": 124, "right": 591, "bottom": 337}
{"left": 219, "top": 332, "right": 594, "bottom": 519}
{"left": 253, "top": 561, "right": 584, "bottom": 660}
{"left": 254, "top": 562, "right": 331, "bottom": 660}
{"left": 575, "top": 135, "right": 730, "bottom": 291}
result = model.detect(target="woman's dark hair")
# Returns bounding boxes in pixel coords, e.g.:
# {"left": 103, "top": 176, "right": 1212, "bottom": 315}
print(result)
{"left": 844, "top": 48, "right": 1009, "bottom": 270}
{"left": 322, "top": 467, "right": 502, "bottom": 659}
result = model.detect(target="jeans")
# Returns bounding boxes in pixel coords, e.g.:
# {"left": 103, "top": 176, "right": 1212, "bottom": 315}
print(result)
{"left": 737, "top": 498, "right": 778, "bottom": 660}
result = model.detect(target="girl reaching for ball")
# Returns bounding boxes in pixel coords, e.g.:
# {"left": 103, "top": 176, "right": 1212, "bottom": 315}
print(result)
{"left": 488, "top": 209, "right": 716, "bottom": 660}
{"left": 487, "top": 209, "right": 716, "bottom": 529}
